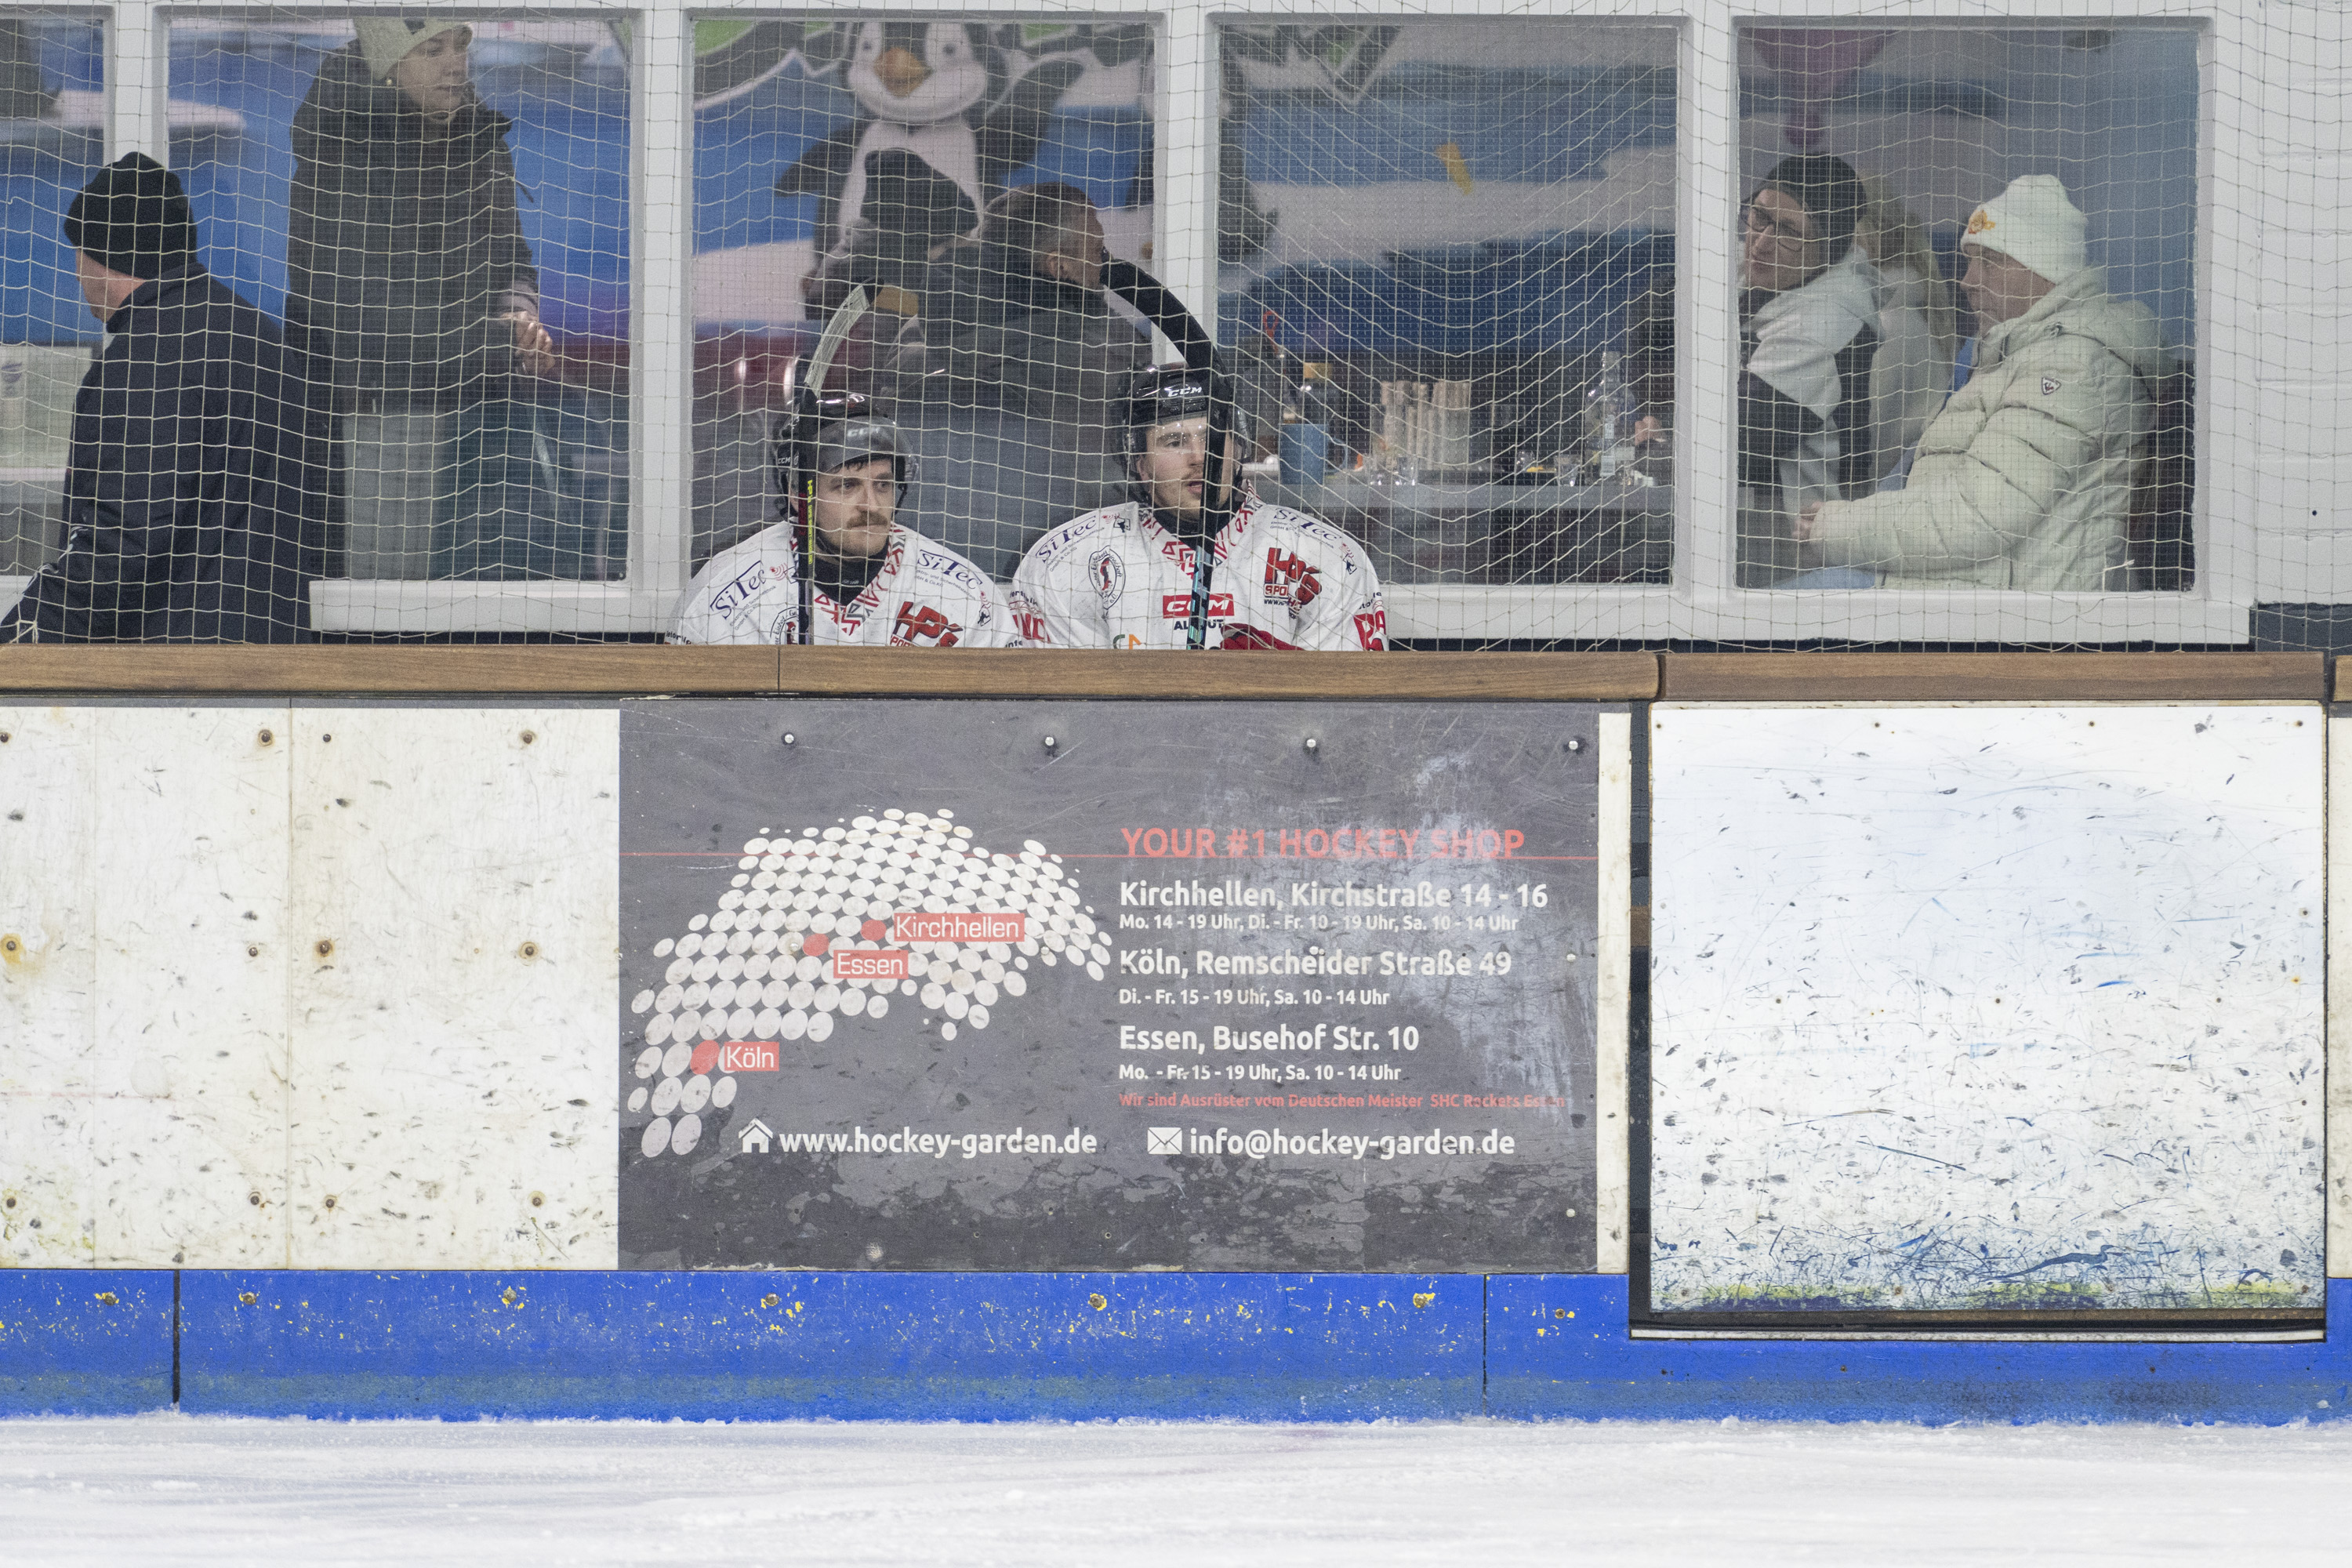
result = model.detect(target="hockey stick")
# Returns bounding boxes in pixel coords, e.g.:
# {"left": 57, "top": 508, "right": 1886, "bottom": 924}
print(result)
{"left": 793, "top": 284, "right": 872, "bottom": 646}
{"left": 1102, "top": 261, "right": 1240, "bottom": 650}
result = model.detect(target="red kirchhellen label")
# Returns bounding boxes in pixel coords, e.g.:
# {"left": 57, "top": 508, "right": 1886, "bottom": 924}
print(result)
{"left": 889, "top": 911, "right": 1026, "bottom": 944}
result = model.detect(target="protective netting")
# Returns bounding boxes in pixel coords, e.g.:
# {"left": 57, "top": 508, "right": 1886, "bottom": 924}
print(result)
{"left": 173, "top": 15, "right": 630, "bottom": 590}
{"left": 1722, "top": 23, "right": 2201, "bottom": 641}
{"left": 692, "top": 17, "right": 1165, "bottom": 641}
{"left": 0, "top": 14, "right": 102, "bottom": 604}
{"left": 0, "top": 5, "right": 2342, "bottom": 650}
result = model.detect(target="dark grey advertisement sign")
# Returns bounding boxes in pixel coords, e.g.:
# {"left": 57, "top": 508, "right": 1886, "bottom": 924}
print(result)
{"left": 619, "top": 699, "right": 1602, "bottom": 1271}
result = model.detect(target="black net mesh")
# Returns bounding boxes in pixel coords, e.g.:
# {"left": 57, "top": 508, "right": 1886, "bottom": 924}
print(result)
{"left": 0, "top": 6, "right": 2339, "bottom": 652}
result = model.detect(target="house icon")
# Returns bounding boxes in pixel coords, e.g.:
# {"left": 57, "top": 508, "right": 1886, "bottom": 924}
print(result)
{"left": 739, "top": 1118, "right": 774, "bottom": 1154}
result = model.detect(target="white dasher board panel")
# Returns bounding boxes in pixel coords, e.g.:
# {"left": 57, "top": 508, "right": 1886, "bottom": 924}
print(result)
{"left": 1650, "top": 705, "right": 2323, "bottom": 1317}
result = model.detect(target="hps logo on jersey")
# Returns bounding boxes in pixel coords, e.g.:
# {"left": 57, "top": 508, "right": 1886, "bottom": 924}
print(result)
{"left": 1262, "top": 549, "right": 1323, "bottom": 610}
{"left": 891, "top": 601, "right": 963, "bottom": 647}
{"left": 1087, "top": 549, "right": 1125, "bottom": 605}
{"left": 1160, "top": 592, "right": 1235, "bottom": 619}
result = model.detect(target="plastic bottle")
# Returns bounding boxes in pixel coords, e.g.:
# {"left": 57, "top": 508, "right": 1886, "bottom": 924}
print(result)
{"left": 1580, "top": 351, "right": 1639, "bottom": 485}
{"left": 1281, "top": 363, "right": 1333, "bottom": 486}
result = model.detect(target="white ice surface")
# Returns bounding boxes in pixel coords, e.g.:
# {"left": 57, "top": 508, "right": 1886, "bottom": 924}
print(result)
{"left": 6, "top": 1417, "right": 2352, "bottom": 1565}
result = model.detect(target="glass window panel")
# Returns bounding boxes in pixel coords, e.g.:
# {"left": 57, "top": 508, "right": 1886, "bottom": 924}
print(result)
{"left": 168, "top": 13, "right": 633, "bottom": 585}
{"left": 691, "top": 16, "right": 1157, "bottom": 598}
{"left": 0, "top": 12, "right": 104, "bottom": 585}
{"left": 1734, "top": 25, "right": 2197, "bottom": 595}
{"left": 1218, "top": 22, "right": 1679, "bottom": 601}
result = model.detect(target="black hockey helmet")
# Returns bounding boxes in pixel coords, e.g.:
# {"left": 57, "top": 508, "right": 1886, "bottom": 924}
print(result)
{"left": 1124, "top": 360, "right": 1243, "bottom": 506}
{"left": 775, "top": 387, "right": 911, "bottom": 519}
{"left": 1120, "top": 361, "right": 1222, "bottom": 464}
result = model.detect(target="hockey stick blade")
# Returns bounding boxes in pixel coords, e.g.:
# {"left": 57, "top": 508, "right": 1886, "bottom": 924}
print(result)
{"left": 803, "top": 284, "right": 872, "bottom": 401}
{"left": 793, "top": 285, "right": 872, "bottom": 645}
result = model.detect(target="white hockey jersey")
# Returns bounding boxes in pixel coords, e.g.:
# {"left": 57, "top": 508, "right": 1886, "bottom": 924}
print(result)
{"left": 1006, "top": 493, "right": 1387, "bottom": 651}
{"left": 669, "top": 521, "right": 1014, "bottom": 648}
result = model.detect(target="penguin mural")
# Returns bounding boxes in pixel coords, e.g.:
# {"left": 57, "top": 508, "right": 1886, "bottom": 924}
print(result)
{"left": 776, "top": 20, "right": 1086, "bottom": 310}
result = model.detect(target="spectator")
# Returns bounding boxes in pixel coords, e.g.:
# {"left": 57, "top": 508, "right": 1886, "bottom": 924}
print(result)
{"left": 1852, "top": 173, "right": 1958, "bottom": 487}
{"left": 1798, "top": 175, "right": 2165, "bottom": 590}
{"left": 1736, "top": 154, "right": 1881, "bottom": 586}
{"left": 1, "top": 154, "right": 313, "bottom": 641}
{"left": 880, "top": 183, "right": 1149, "bottom": 580}
{"left": 1007, "top": 364, "right": 1385, "bottom": 650}
{"left": 672, "top": 391, "right": 1013, "bottom": 647}
{"left": 286, "top": 20, "right": 578, "bottom": 583}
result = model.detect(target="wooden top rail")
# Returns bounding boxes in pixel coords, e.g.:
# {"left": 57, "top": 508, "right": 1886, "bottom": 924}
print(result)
{"left": 0, "top": 647, "right": 1659, "bottom": 699}
{"left": 0, "top": 648, "right": 2325, "bottom": 702}
{"left": 1660, "top": 652, "right": 2326, "bottom": 702}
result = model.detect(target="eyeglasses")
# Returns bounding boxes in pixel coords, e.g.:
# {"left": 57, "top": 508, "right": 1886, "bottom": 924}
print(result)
{"left": 1744, "top": 205, "right": 1815, "bottom": 248}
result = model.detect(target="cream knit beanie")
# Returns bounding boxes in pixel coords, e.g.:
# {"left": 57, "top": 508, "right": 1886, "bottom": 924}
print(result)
{"left": 1964, "top": 174, "right": 2088, "bottom": 285}
{"left": 354, "top": 20, "right": 473, "bottom": 82}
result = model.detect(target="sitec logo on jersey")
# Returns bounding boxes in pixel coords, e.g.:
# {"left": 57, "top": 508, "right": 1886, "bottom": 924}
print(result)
{"left": 1160, "top": 593, "right": 1235, "bottom": 619}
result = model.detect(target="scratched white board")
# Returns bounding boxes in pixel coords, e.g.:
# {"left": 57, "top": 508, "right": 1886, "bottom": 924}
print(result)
{"left": 0, "top": 707, "right": 98, "bottom": 1265}
{"left": 1649, "top": 705, "right": 2325, "bottom": 1317}
{"left": 287, "top": 708, "right": 620, "bottom": 1269}
{"left": 2, "top": 705, "right": 622, "bottom": 1270}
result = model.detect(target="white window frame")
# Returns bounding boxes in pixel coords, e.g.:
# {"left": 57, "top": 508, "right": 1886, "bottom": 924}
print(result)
{"left": 3, "top": 0, "right": 2303, "bottom": 644}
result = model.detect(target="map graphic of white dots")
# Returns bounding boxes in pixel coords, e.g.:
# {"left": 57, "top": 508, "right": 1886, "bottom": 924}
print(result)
{"left": 625, "top": 809, "right": 1108, "bottom": 1160}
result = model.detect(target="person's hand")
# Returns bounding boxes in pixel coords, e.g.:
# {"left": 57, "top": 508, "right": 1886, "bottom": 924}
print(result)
{"left": 507, "top": 313, "right": 557, "bottom": 379}
{"left": 1632, "top": 415, "right": 1661, "bottom": 446}
{"left": 1795, "top": 500, "right": 1824, "bottom": 544}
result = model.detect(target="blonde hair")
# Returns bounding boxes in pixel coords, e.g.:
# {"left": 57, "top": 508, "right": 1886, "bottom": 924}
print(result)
{"left": 1853, "top": 173, "right": 1958, "bottom": 359}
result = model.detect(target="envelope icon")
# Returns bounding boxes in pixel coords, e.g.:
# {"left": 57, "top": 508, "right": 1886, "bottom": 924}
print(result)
{"left": 1146, "top": 1127, "right": 1184, "bottom": 1156}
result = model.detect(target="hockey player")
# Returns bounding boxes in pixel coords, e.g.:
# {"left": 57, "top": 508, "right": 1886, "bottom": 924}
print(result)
{"left": 670, "top": 390, "right": 1014, "bottom": 647}
{"left": 1006, "top": 365, "right": 1386, "bottom": 650}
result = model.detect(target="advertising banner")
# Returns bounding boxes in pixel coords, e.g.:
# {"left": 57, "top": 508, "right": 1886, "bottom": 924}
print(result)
{"left": 619, "top": 700, "right": 1602, "bottom": 1271}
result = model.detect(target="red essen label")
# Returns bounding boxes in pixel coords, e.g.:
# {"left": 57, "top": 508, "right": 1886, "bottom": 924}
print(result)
{"left": 833, "top": 948, "right": 911, "bottom": 982}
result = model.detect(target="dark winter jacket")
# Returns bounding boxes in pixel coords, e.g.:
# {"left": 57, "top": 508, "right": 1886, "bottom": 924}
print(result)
{"left": 0, "top": 264, "right": 315, "bottom": 642}
{"left": 285, "top": 42, "right": 539, "bottom": 401}
{"left": 886, "top": 240, "right": 1145, "bottom": 449}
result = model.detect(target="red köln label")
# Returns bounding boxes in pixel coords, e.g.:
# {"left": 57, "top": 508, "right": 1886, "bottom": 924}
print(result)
{"left": 715, "top": 1040, "right": 779, "bottom": 1073}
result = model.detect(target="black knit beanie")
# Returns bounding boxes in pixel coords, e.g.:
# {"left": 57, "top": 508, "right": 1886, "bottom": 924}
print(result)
{"left": 64, "top": 153, "right": 199, "bottom": 280}
{"left": 1757, "top": 153, "right": 1867, "bottom": 258}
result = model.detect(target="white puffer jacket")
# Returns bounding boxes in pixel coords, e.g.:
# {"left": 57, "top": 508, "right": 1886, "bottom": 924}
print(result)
{"left": 1809, "top": 267, "right": 2166, "bottom": 590}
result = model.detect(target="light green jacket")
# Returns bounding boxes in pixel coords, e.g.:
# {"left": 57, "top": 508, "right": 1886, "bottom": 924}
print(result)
{"left": 1810, "top": 267, "right": 2167, "bottom": 590}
